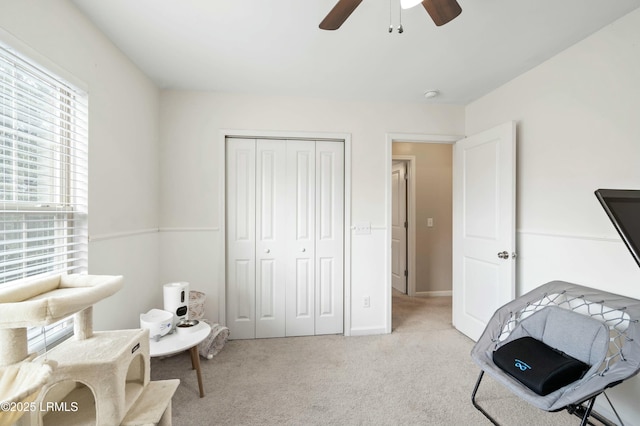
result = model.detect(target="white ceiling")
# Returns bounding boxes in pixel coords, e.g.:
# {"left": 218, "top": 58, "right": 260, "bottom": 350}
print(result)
{"left": 71, "top": 0, "right": 640, "bottom": 104}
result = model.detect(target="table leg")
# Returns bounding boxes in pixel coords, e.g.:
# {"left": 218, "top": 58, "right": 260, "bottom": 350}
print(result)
{"left": 190, "top": 346, "right": 196, "bottom": 370}
{"left": 189, "top": 346, "right": 205, "bottom": 398}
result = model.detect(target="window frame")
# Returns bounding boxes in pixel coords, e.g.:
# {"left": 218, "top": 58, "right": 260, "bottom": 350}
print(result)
{"left": 0, "top": 38, "right": 88, "bottom": 353}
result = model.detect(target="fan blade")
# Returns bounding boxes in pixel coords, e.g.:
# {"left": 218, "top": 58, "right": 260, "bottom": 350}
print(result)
{"left": 421, "top": 0, "right": 462, "bottom": 26}
{"left": 319, "top": 0, "right": 364, "bottom": 30}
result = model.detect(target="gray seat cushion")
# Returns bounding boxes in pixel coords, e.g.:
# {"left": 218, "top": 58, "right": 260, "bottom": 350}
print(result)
{"left": 501, "top": 306, "right": 610, "bottom": 367}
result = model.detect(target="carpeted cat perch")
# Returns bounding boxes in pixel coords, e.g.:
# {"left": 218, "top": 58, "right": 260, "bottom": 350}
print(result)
{"left": 0, "top": 274, "right": 179, "bottom": 426}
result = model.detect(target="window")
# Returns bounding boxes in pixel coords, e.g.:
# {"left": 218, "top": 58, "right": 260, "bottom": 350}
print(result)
{"left": 0, "top": 42, "right": 88, "bottom": 351}
{"left": 0, "top": 43, "right": 88, "bottom": 283}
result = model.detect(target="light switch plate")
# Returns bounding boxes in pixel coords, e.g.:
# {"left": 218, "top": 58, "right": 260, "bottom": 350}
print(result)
{"left": 354, "top": 222, "right": 371, "bottom": 235}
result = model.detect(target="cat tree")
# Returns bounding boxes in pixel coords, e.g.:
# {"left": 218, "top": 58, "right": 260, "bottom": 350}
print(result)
{"left": 0, "top": 274, "right": 179, "bottom": 426}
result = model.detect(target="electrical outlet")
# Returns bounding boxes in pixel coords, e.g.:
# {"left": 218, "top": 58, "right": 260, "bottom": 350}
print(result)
{"left": 363, "top": 296, "right": 370, "bottom": 308}
{"left": 427, "top": 218, "right": 434, "bottom": 227}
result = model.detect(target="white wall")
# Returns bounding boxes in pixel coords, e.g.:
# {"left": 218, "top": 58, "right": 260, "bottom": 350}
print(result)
{"left": 0, "top": 0, "right": 162, "bottom": 330}
{"left": 466, "top": 8, "right": 640, "bottom": 424}
{"left": 158, "top": 91, "right": 465, "bottom": 334}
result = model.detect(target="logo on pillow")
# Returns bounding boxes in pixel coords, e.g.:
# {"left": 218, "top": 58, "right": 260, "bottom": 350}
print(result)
{"left": 514, "top": 359, "right": 531, "bottom": 371}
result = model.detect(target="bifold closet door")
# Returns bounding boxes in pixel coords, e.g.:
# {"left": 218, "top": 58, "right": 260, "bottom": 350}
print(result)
{"left": 227, "top": 139, "right": 287, "bottom": 339}
{"left": 255, "top": 140, "right": 287, "bottom": 338}
{"left": 226, "top": 138, "right": 344, "bottom": 339}
{"left": 285, "top": 140, "right": 344, "bottom": 336}
{"left": 314, "top": 141, "right": 344, "bottom": 335}
{"left": 285, "top": 140, "right": 316, "bottom": 336}
{"left": 226, "top": 138, "right": 257, "bottom": 339}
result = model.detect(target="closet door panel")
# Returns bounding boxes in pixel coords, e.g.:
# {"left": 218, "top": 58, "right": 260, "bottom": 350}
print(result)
{"left": 226, "top": 138, "right": 256, "bottom": 339}
{"left": 318, "top": 257, "right": 335, "bottom": 316}
{"left": 315, "top": 141, "right": 344, "bottom": 335}
{"left": 285, "top": 140, "right": 316, "bottom": 337}
{"left": 255, "top": 140, "right": 287, "bottom": 338}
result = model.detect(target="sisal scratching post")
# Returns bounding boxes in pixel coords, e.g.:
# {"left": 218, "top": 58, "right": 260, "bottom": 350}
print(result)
{"left": 0, "top": 328, "right": 27, "bottom": 366}
{"left": 74, "top": 306, "right": 93, "bottom": 340}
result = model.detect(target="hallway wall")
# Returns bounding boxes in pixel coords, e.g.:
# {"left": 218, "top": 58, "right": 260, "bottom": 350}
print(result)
{"left": 393, "top": 143, "right": 453, "bottom": 295}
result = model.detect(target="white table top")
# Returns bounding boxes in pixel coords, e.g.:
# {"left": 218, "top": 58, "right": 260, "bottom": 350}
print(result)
{"left": 149, "top": 321, "right": 211, "bottom": 357}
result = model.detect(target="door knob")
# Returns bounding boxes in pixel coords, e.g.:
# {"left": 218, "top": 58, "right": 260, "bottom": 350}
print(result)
{"left": 264, "top": 249, "right": 270, "bottom": 254}
{"left": 497, "top": 251, "right": 509, "bottom": 259}
{"left": 301, "top": 248, "right": 306, "bottom": 252}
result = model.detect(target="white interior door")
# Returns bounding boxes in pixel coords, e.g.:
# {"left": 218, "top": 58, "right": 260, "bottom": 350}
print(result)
{"left": 255, "top": 140, "right": 287, "bottom": 338}
{"left": 285, "top": 140, "right": 316, "bottom": 336}
{"left": 453, "top": 122, "right": 516, "bottom": 341}
{"left": 391, "top": 161, "right": 408, "bottom": 294}
{"left": 226, "top": 138, "right": 257, "bottom": 339}
{"left": 314, "top": 141, "right": 344, "bottom": 335}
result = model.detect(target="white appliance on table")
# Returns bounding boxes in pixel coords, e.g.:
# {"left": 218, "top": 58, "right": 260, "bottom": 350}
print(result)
{"left": 163, "top": 281, "right": 189, "bottom": 328}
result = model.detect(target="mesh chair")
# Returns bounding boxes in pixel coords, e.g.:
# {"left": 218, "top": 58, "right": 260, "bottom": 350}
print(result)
{"left": 471, "top": 280, "right": 640, "bottom": 425}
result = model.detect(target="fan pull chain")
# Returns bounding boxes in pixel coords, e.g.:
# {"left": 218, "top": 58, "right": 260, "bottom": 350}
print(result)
{"left": 389, "top": 0, "right": 404, "bottom": 34}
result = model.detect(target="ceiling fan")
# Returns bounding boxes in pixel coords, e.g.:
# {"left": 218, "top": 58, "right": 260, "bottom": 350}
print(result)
{"left": 319, "top": 0, "right": 462, "bottom": 30}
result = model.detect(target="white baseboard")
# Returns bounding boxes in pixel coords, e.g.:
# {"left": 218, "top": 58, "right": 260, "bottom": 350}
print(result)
{"left": 348, "top": 326, "right": 388, "bottom": 336}
{"left": 414, "top": 290, "right": 452, "bottom": 298}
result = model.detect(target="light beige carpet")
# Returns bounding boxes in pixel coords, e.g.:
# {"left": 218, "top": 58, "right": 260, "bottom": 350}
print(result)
{"left": 151, "top": 292, "right": 582, "bottom": 425}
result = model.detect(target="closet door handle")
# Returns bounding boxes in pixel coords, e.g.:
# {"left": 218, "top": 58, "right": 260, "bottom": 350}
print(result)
{"left": 264, "top": 249, "right": 271, "bottom": 254}
{"left": 301, "top": 248, "right": 306, "bottom": 252}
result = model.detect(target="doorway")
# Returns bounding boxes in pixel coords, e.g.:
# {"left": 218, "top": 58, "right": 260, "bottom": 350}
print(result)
{"left": 386, "top": 123, "right": 517, "bottom": 338}
{"left": 385, "top": 134, "right": 458, "bottom": 334}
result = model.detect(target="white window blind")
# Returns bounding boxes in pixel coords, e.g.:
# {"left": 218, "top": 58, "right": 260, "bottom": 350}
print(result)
{"left": 0, "top": 42, "right": 88, "bottom": 348}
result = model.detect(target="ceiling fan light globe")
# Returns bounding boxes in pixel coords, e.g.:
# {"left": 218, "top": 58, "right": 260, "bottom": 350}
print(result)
{"left": 401, "top": 0, "right": 423, "bottom": 9}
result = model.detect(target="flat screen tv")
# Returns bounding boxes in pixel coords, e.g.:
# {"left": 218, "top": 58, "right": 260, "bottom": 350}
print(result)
{"left": 595, "top": 189, "right": 640, "bottom": 268}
